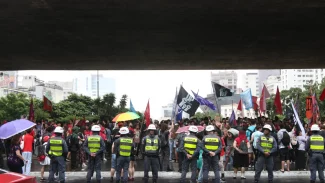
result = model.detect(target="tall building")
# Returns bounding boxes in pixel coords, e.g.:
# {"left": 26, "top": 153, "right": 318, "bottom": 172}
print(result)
{"left": 73, "top": 73, "right": 116, "bottom": 99}
{"left": 0, "top": 71, "right": 18, "bottom": 89}
{"left": 258, "top": 70, "right": 280, "bottom": 91}
{"left": 211, "top": 71, "right": 238, "bottom": 93}
{"left": 243, "top": 72, "right": 259, "bottom": 96}
{"left": 19, "top": 75, "right": 64, "bottom": 103}
{"left": 48, "top": 81, "right": 73, "bottom": 100}
{"left": 264, "top": 75, "right": 281, "bottom": 95}
{"left": 280, "top": 69, "right": 325, "bottom": 91}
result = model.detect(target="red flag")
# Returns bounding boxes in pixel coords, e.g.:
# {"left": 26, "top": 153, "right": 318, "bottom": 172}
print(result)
{"left": 274, "top": 87, "right": 282, "bottom": 114}
{"left": 237, "top": 99, "right": 242, "bottom": 111}
{"left": 259, "top": 84, "right": 270, "bottom": 113}
{"left": 43, "top": 96, "right": 53, "bottom": 111}
{"left": 28, "top": 98, "right": 34, "bottom": 122}
{"left": 252, "top": 96, "right": 258, "bottom": 110}
{"left": 144, "top": 100, "right": 150, "bottom": 127}
{"left": 320, "top": 88, "right": 325, "bottom": 101}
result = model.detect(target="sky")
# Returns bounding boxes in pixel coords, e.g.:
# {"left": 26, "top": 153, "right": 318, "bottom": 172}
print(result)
{"left": 18, "top": 70, "right": 255, "bottom": 119}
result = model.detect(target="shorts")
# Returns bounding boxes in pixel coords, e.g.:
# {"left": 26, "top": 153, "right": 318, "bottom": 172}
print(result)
{"left": 111, "top": 154, "right": 117, "bottom": 169}
{"left": 280, "top": 148, "right": 289, "bottom": 161}
{"left": 130, "top": 155, "right": 135, "bottom": 161}
{"left": 248, "top": 146, "right": 253, "bottom": 153}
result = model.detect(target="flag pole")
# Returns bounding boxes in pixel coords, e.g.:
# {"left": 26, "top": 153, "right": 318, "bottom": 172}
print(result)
{"left": 232, "top": 100, "right": 233, "bottom": 110}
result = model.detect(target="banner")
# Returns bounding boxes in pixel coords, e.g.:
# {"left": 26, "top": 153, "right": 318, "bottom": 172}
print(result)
{"left": 177, "top": 86, "right": 200, "bottom": 116}
{"left": 240, "top": 89, "right": 253, "bottom": 110}
{"left": 306, "top": 96, "right": 313, "bottom": 119}
{"left": 212, "top": 82, "right": 233, "bottom": 98}
{"left": 291, "top": 102, "right": 305, "bottom": 137}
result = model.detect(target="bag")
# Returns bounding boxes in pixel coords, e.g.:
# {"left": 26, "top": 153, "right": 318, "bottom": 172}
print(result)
{"left": 38, "top": 155, "right": 46, "bottom": 162}
{"left": 158, "top": 130, "right": 168, "bottom": 148}
{"left": 239, "top": 140, "right": 248, "bottom": 154}
{"left": 281, "top": 131, "right": 290, "bottom": 146}
{"left": 247, "top": 127, "right": 256, "bottom": 140}
{"left": 291, "top": 135, "right": 299, "bottom": 148}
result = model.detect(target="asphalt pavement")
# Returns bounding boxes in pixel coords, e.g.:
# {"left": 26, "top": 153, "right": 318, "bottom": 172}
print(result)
{"left": 48, "top": 177, "right": 311, "bottom": 183}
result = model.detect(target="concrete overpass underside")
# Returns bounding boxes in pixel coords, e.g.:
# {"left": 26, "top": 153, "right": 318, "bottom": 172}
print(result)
{"left": 1, "top": 0, "right": 325, "bottom": 70}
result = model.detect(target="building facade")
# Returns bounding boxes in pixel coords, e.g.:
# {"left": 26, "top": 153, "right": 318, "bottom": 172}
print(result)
{"left": 73, "top": 73, "right": 116, "bottom": 99}
{"left": 48, "top": 81, "right": 73, "bottom": 100}
{"left": 243, "top": 72, "right": 259, "bottom": 96}
{"left": 211, "top": 71, "right": 238, "bottom": 93}
{"left": 280, "top": 69, "right": 325, "bottom": 91}
{"left": 264, "top": 75, "right": 281, "bottom": 95}
{"left": 258, "top": 70, "right": 280, "bottom": 92}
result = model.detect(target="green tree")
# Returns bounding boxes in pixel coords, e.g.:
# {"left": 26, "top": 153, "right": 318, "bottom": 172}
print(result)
{"left": 119, "top": 94, "right": 128, "bottom": 109}
{"left": 0, "top": 93, "right": 30, "bottom": 121}
{"left": 34, "top": 108, "right": 50, "bottom": 121}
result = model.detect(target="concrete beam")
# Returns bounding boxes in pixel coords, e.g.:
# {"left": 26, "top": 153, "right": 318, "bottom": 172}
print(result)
{"left": 1, "top": 0, "right": 325, "bottom": 70}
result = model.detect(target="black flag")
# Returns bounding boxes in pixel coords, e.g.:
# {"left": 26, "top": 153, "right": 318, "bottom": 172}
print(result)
{"left": 177, "top": 86, "right": 200, "bottom": 116}
{"left": 212, "top": 82, "right": 233, "bottom": 98}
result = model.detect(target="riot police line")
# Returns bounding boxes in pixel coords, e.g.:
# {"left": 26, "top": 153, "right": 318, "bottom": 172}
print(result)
{"left": 45, "top": 123, "right": 325, "bottom": 183}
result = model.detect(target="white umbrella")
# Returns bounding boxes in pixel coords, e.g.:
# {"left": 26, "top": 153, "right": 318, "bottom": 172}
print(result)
{"left": 228, "top": 128, "right": 239, "bottom": 136}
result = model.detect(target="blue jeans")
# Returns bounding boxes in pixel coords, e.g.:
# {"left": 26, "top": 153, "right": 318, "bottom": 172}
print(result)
{"left": 169, "top": 139, "right": 174, "bottom": 161}
{"left": 22, "top": 152, "right": 32, "bottom": 175}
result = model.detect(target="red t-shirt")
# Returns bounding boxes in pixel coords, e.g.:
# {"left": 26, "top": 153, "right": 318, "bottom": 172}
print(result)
{"left": 220, "top": 138, "right": 225, "bottom": 156}
{"left": 235, "top": 137, "right": 248, "bottom": 148}
{"left": 22, "top": 133, "right": 34, "bottom": 152}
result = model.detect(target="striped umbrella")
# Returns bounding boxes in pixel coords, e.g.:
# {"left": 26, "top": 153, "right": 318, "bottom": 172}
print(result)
{"left": 112, "top": 112, "right": 140, "bottom": 122}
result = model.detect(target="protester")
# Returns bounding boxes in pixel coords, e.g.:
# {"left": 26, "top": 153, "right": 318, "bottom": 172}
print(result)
{"left": 233, "top": 128, "right": 250, "bottom": 179}
{"left": 22, "top": 128, "right": 34, "bottom": 175}
{"left": 39, "top": 136, "right": 51, "bottom": 181}
{"left": 7, "top": 134, "right": 27, "bottom": 174}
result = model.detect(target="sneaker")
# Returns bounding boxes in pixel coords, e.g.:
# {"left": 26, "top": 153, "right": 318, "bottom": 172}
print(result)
{"left": 104, "top": 158, "right": 107, "bottom": 161}
{"left": 233, "top": 176, "right": 236, "bottom": 179}
{"left": 66, "top": 159, "right": 70, "bottom": 162}
{"left": 221, "top": 177, "right": 226, "bottom": 182}
{"left": 241, "top": 176, "right": 246, "bottom": 179}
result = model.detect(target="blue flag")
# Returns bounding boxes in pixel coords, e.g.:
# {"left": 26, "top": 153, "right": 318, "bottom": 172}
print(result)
{"left": 191, "top": 91, "right": 216, "bottom": 110}
{"left": 229, "top": 110, "right": 237, "bottom": 127}
{"left": 129, "top": 99, "right": 136, "bottom": 113}
{"left": 240, "top": 89, "right": 253, "bottom": 110}
{"left": 176, "top": 107, "right": 182, "bottom": 122}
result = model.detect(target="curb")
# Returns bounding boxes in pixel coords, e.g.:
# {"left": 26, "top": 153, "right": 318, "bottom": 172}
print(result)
{"left": 30, "top": 171, "right": 311, "bottom": 178}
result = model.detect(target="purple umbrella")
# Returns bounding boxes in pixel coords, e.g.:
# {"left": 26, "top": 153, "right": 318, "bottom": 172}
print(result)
{"left": 0, "top": 119, "right": 36, "bottom": 139}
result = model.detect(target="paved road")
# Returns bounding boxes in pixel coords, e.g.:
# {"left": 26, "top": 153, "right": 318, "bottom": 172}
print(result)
{"left": 1, "top": 155, "right": 300, "bottom": 172}
{"left": 46, "top": 177, "right": 311, "bottom": 183}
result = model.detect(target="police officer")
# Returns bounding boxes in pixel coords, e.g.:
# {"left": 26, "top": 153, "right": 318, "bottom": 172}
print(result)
{"left": 306, "top": 124, "right": 325, "bottom": 183}
{"left": 142, "top": 124, "right": 160, "bottom": 183}
{"left": 254, "top": 124, "right": 277, "bottom": 183}
{"left": 46, "top": 127, "right": 68, "bottom": 183}
{"left": 114, "top": 127, "right": 134, "bottom": 183}
{"left": 84, "top": 125, "right": 106, "bottom": 183}
{"left": 202, "top": 125, "right": 222, "bottom": 183}
{"left": 179, "top": 126, "right": 201, "bottom": 183}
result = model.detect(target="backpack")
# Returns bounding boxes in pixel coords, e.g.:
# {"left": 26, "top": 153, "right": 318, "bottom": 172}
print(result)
{"left": 158, "top": 130, "right": 168, "bottom": 148}
{"left": 239, "top": 140, "right": 248, "bottom": 154}
{"left": 291, "top": 135, "right": 299, "bottom": 148}
{"left": 281, "top": 131, "right": 290, "bottom": 146}
{"left": 247, "top": 127, "right": 256, "bottom": 140}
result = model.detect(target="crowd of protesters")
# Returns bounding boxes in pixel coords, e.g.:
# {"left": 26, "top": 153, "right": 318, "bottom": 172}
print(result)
{"left": 0, "top": 115, "right": 325, "bottom": 180}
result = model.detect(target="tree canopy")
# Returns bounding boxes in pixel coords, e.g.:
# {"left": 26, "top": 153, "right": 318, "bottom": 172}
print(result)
{"left": 0, "top": 92, "right": 141, "bottom": 123}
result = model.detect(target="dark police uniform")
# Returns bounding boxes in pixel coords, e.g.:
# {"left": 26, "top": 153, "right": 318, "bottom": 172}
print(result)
{"left": 115, "top": 136, "right": 134, "bottom": 183}
{"left": 254, "top": 134, "right": 277, "bottom": 183}
{"left": 202, "top": 133, "right": 222, "bottom": 183}
{"left": 306, "top": 134, "right": 325, "bottom": 183}
{"left": 46, "top": 136, "right": 68, "bottom": 183}
{"left": 179, "top": 133, "right": 200, "bottom": 183}
{"left": 142, "top": 134, "right": 161, "bottom": 183}
{"left": 84, "top": 134, "right": 106, "bottom": 183}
